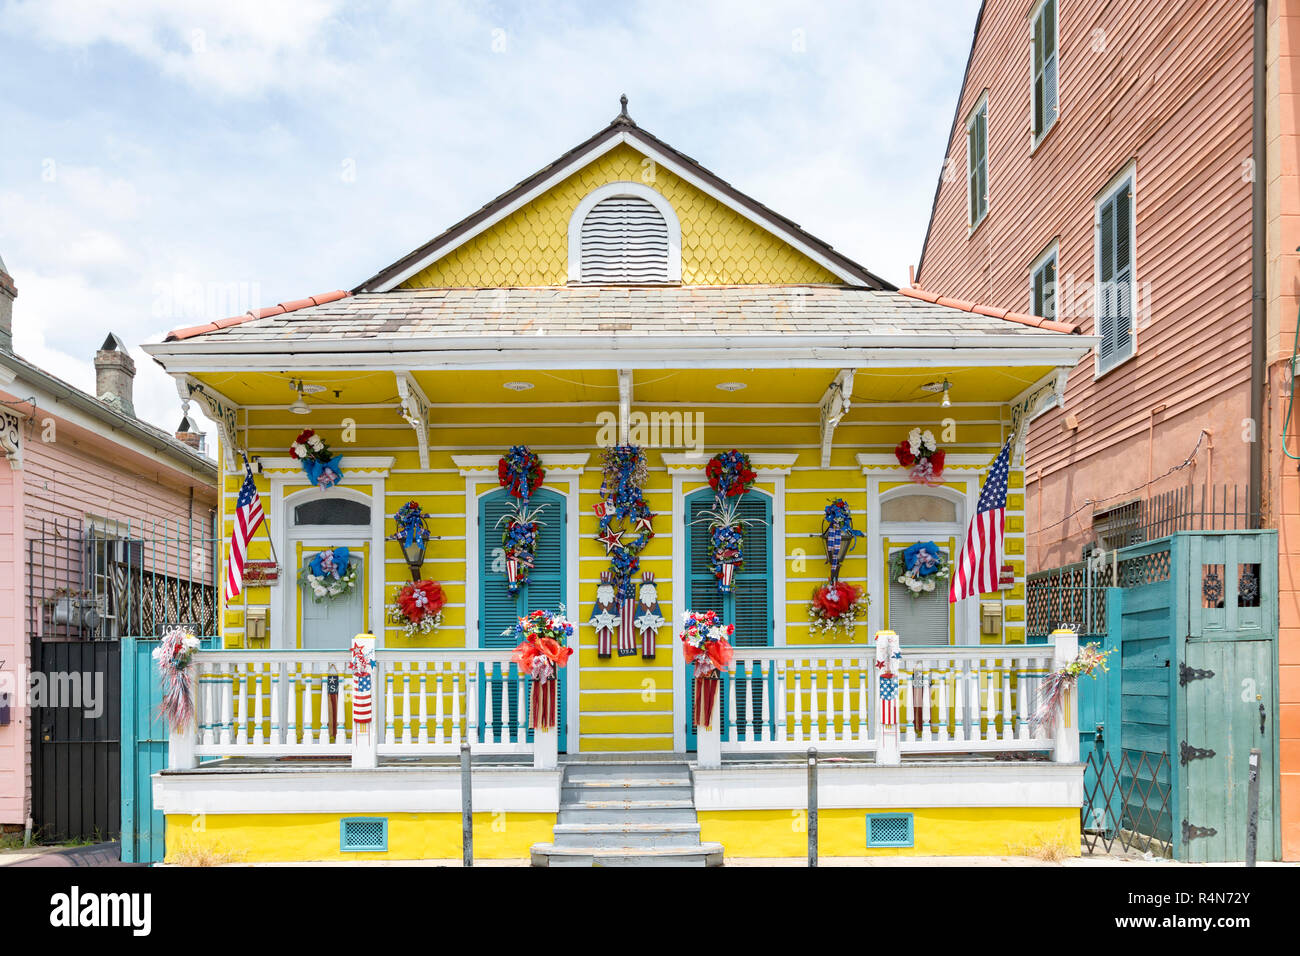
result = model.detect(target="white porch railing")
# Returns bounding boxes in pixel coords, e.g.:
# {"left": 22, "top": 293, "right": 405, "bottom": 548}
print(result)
{"left": 713, "top": 633, "right": 1079, "bottom": 764}
{"left": 171, "top": 648, "right": 542, "bottom": 767}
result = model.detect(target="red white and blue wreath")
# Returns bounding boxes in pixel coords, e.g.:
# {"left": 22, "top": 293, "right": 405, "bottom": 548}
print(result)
{"left": 700, "top": 450, "right": 761, "bottom": 593}
{"left": 496, "top": 445, "right": 548, "bottom": 595}
{"left": 591, "top": 445, "right": 657, "bottom": 656}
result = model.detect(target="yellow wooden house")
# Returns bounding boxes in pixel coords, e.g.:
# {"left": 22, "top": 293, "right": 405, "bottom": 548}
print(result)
{"left": 145, "top": 102, "right": 1095, "bottom": 864}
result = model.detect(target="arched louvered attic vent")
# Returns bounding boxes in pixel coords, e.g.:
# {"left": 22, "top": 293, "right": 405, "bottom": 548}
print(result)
{"left": 568, "top": 183, "right": 682, "bottom": 284}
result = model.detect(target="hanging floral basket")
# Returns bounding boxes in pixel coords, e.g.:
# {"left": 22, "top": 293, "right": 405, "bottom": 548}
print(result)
{"left": 299, "top": 547, "right": 359, "bottom": 602}
{"left": 508, "top": 608, "right": 574, "bottom": 731}
{"left": 680, "top": 610, "right": 734, "bottom": 730}
{"left": 387, "top": 579, "right": 447, "bottom": 637}
{"left": 290, "top": 428, "right": 344, "bottom": 488}
{"left": 893, "top": 427, "right": 946, "bottom": 485}
{"left": 890, "top": 541, "right": 950, "bottom": 598}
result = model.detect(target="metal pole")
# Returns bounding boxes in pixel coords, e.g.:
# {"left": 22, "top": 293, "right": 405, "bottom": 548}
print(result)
{"left": 1246, "top": 748, "right": 1261, "bottom": 867}
{"left": 807, "top": 747, "right": 818, "bottom": 867}
{"left": 461, "top": 740, "right": 474, "bottom": 867}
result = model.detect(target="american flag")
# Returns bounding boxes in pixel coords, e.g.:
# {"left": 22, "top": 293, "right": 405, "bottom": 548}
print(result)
{"left": 224, "top": 456, "right": 264, "bottom": 602}
{"left": 950, "top": 440, "right": 1011, "bottom": 603}
{"left": 879, "top": 673, "right": 898, "bottom": 727}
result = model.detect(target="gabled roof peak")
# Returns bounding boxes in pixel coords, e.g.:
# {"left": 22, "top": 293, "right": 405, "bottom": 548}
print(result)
{"left": 611, "top": 93, "right": 636, "bottom": 128}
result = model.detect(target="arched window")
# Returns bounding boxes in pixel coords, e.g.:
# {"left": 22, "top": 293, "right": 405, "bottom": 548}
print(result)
{"left": 568, "top": 182, "right": 682, "bottom": 283}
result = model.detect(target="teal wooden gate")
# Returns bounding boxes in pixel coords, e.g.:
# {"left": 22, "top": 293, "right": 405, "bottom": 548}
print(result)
{"left": 683, "top": 488, "right": 773, "bottom": 749}
{"left": 120, "top": 634, "right": 219, "bottom": 864}
{"left": 478, "top": 487, "right": 567, "bottom": 752}
{"left": 1035, "top": 531, "right": 1279, "bottom": 861}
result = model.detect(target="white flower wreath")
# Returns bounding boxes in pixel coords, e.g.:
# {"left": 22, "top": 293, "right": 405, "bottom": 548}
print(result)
{"left": 299, "top": 551, "right": 359, "bottom": 603}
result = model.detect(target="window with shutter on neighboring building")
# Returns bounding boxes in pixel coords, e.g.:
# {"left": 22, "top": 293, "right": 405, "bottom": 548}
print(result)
{"left": 578, "top": 195, "right": 671, "bottom": 283}
{"left": 1094, "top": 168, "right": 1136, "bottom": 375}
{"left": 966, "top": 95, "right": 989, "bottom": 229}
{"left": 1031, "top": 242, "right": 1058, "bottom": 321}
{"left": 1032, "top": 0, "right": 1059, "bottom": 142}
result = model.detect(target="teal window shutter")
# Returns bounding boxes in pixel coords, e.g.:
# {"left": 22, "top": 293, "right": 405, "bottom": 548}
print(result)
{"left": 1033, "top": 0, "right": 1058, "bottom": 140}
{"left": 1096, "top": 175, "right": 1135, "bottom": 374}
{"left": 477, "top": 487, "right": 566, "bottom": 749}
{"left": 1032, "top": 249, "right": 1057, "bottom": 321}
{"left": 967, "top": 102, "right": 988, "bottom": 227}
{"left": 684, "top": 489, "right": 773, "bottom": 746}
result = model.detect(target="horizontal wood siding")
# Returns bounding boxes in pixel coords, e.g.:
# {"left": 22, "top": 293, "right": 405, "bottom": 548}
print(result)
{"left": 918, "top": 0, "right": 1255, "bottom": 568}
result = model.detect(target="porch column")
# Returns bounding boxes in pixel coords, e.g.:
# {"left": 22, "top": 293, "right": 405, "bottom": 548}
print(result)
{"left": 1051, "top": 628, "right": 1080, "bottom": 763}
{"left": 696, "top": 680, "right": 722, "bottom": 770}
{"left": 534, "top": 721, "right": 558, "bottom": 770}
{"left": 168, "top": 717, "right": 198, "bottom": 771}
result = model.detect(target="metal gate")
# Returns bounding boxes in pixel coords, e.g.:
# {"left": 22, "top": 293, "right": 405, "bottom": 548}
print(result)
{"left": 29, "top": 638, "right": 121, "bottom": 843}
{"left": 25, "top": 517, "right": 219, "bottom": 853}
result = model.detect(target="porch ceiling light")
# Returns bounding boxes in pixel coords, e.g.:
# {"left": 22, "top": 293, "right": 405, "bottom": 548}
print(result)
{"left": 716, "top": 381, "right": 746, "bottom": 391}
{"left": 289, "top": 380, "right": 310, "bottom": 415}
{"left": 922, "top": 379, "right": 952, "bottom": 407}
{"left": 503, "top": 381, "right": 534, "bottom": 391}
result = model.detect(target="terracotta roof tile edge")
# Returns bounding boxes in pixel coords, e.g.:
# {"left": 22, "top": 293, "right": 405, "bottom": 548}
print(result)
{"left": 897, "top": 286, "right": 1079, "bottom": 334}
{"left": 164, "top": 290, "right": 352, "bottom": 341}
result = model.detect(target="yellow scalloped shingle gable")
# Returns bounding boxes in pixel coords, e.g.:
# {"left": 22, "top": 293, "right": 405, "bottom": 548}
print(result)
{"left": 400, "top": 144, "right": 841, "bottom": 288}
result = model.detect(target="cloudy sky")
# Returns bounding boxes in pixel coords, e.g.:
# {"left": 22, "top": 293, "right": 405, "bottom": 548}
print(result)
{"left": 0, "top": 0, "right": 979, "bottom": 448}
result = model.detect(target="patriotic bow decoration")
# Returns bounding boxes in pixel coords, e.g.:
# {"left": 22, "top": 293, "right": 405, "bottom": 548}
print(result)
{"left": 680, "top": 610, "right": 735, "bottom": 731}
{"left": 290, "top": 428, "right": 345, "bottom": 488}
{"left": 508, "top": 609, "right": 574, "bottom": 732}
{"left": 390, "top": 500, "right": 432, "bottom": 549}
{"left": 498, "top": 444, "right": 545, "bottom": 508}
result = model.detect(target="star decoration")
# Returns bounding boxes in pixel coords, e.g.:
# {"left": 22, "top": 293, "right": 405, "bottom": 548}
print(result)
{"left": 597, "top": 526, "right": 625, "bottom": 554}
{"left": 634, "top": 512, "right": 656, "bottom": 534}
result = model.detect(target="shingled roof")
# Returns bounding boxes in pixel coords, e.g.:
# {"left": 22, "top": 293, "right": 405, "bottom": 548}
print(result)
{"left": 162, "top": 285, "right": 1080, "bottom": 344}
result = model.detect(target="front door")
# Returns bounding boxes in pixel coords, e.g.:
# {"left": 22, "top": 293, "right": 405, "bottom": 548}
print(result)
{"left": 479, "top": 487, "right": 568, "bottom": 752}
{"left": 683, "top": 487, "right": 772, "bottom": 749}
{"left": 300, "top": 549, "right": 366, "bottom": 649}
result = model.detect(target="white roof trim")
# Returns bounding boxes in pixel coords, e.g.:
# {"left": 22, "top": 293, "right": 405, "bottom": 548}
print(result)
{"left": 452, "top": 452, "right": 591, "bottom": 476}
{"left": 662, "top": 452, "right": 798, "bottom": 476}
{"left": 368, "top": 129, "right": 867, "bottom": 292}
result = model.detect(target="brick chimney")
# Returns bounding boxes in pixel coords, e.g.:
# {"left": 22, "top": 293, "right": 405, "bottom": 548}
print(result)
{"left": 94, "top": 333, "right": 136, "bottom": 417}
{"left": 0, "top": 253, "right": 16, "bottom": 353}
{"left": 175, "top": 415, "right": 204, "bottom": 450}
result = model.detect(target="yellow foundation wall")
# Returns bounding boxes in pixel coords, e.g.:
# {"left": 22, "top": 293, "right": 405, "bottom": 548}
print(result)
{"left": 698, "top": 806, "right": 1080, "bottom": 858}
{"left": 164, "top": 812, "right": 553, "bottom": 863}
{"left": 210, "top": 365, "right": 1034, "bottom": 753}
{"left": 399, "top": 143, "right": 841, "bottom": 288}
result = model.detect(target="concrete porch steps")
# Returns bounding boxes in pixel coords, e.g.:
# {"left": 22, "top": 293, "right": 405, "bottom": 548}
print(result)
{"left": 531, "top": 762, "right": 724, "bottom": 867}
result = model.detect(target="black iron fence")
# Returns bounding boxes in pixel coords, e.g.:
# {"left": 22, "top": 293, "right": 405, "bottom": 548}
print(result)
{"left": 27, "top": 516, "right": 219, "bottom": 641}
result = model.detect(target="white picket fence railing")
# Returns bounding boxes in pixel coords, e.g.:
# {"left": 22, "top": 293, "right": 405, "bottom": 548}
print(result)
{"left": 186, "top": 648, "right": 533, "bottom": 760}
{"left": 711, "top": 636, "right": 1078, "bottom": 765}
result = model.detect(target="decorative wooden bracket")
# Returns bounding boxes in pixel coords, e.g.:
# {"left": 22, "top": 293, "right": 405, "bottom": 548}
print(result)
{"left": 0, "top": 409, "right": 22, "bottom": 469}
{"left": 1008, "top": 367, "right": 1068, "bottom": 459}
{"left": 818, "top": 369, "right": 855, "bottom": 469}
{"left": 395, "top": 372, "right": 431, "bottom": 470}
{"left": 618, "top": 369, "right": 632, "bottom": 446}
{"left": 176, "top": 375, "right": 241, "bottom": 470}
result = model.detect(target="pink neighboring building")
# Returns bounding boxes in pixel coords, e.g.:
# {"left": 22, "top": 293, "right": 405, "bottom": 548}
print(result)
{"left": 0, "top": 253, "right": 218, "bottom": 830}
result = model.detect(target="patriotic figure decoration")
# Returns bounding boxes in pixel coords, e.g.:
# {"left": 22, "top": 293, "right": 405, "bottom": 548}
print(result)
{"left": 820, "top": 498, "right": 864, "bottom": 583}
{"left": 388, "top": 579, "right": 446, "bottom": 636}
{"left": 699, "top": 450, "right": 763, "bottom": 593}
{"left": 509, "top": 609, "right": 575, "bottom": 731}
{"left": 632, "top": 572, "right": 665, "bottom": 658}
{"left": 950, "top": 440, "right": 1012, "bottom": 603}
{"left": 891, "top": 541, "right": 950, "bottom": 598}
{"left": 875, "top": 630, "right": 901, "bottom": 732}
{"left": 152, "top": 627, "right": 203, "bottom": 732}
{"left": 893, "top": 427, "right": 946, "bottom": 485}
{"left": 680, "top": 610, "right": 734, "bottom": 731}
{"left": 348, "top": 635, "right": 376, "bottom": 730}
{"left": 225, "top": 455, "right": 265, "bottom": 602}
{"left": 289, "top": 427, "right": 344, "bottom": 488}
{"left": 589, "top": 571, "right": 621, "bottom": 658}
{"left": 497, "top": 445, "right": 548, "bottom": 595}
{"left": 594, "top": 445, "right": 655, "bottom": 601}
{"left": 298, "top": 546, "right": 358, "bottom": 602}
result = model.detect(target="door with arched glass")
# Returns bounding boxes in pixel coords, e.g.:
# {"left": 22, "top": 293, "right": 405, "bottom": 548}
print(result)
{"left": 875, "top": 486, "right": 965, "bottom": 646}
{"left": 288, "top": 492, "right": 371, "bottom": 650}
